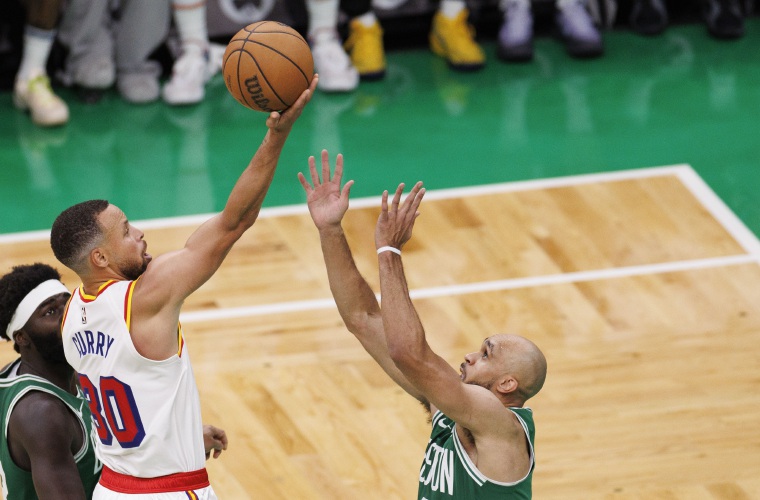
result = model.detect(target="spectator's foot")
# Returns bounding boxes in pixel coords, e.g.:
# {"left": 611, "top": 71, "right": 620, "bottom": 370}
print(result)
{"left": 630, "top": 0, "right": 669, "bottom": 35}
{"left": 14, "top": 71, "right": 69, "bottom": 127}
{"left": 498, "top": 0, "right": 534, "bottom": 62}
{"left": 310, "top": 31, "right": 359, "bottom": 92}
{"left": 163, "top": 48, "right": 210, "bottom": 105}
{"left": 429, "top": 9, "right": 485, "bottom": 71}
{"left": 118, "top": 71, "right": 160, "bottom": 104}
{"left": 703, "top": 0, "right": 744, "bottom": 39}
{"left": 74, "top": 55, "right": 116, "bottom": 89}
{"left": 345, "top": 18, "right": 386, "bottom": 81}
{"left": 555, "top": 0, "right": 604, "bottom": 58}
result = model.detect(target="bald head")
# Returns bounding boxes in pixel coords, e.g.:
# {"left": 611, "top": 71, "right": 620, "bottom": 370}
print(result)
{"left": 490, "top": 334, "right": 547, "bottom": 403}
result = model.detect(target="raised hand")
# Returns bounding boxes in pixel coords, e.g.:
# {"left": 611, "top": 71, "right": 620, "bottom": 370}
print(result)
{"left": 298, "top": 149, "right": 353, "bottom": 230}
{"left": 375, "top": 181, "right": 425, "bottom": 251}
{"left": 266, "top": 74, "right": 319, "bottom": 133}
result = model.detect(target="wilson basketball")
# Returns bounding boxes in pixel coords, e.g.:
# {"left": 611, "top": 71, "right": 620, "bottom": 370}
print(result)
{"left": 222, "top": 21, "right": 314, "bottom": 113}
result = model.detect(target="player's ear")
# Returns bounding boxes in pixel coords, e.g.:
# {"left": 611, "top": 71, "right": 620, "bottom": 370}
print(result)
{"left": 496, "top": 375, "right": 518, "bottom": 396}
{"left": 13, "top": 330, "right": 30, "bottom": 348}
{"left": 90, "top": 247, "right": 109, "bottom": 269}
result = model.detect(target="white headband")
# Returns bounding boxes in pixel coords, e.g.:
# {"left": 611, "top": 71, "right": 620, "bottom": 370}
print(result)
{"left": 5, "top": 279, "right": 70, "bottom": 343}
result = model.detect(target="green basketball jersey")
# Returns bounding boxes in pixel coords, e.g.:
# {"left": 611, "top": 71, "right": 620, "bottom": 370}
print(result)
{"left": 417, "top": 408, "right": 535, "bottom": 499}
{"left": 0, "top": 359, "right": 101, "bottom": 500}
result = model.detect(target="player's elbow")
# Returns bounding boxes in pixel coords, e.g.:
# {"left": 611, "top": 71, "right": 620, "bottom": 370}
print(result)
{"left": 387, "top": 341, "right": 415, "bottom": 370}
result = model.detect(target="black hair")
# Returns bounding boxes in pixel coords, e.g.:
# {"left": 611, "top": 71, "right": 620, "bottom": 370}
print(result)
{"left": 50, "top": 199, "right": 109, "bottom": 271}
{"left": 0, "top": 264, "right": 62, "bottom": 352}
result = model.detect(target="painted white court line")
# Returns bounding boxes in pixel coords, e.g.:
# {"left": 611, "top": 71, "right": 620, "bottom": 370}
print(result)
{"left": 675, "top": 168, "right": 760, "bottom": 256}
{"left": 179, "top": 254, "right": 757, "bottom": 323}
{"left": 5, "top": 164, "right": 758, "bottom": 324}
{"left": 0, "top": 163, "right": 694, "bottom": 244}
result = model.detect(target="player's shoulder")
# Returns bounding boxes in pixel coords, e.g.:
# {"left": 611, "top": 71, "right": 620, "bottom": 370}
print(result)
{"left": 11, "top": 389, "right": 79, "bottom": 436}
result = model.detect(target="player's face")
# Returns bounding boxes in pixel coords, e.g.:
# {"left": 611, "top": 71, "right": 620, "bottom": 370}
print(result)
{"left": 99, "top": 205, "right": 152, "bottom": 280}
{"left": 20, "top": 292, "right": 71, "bottom": 364}
{"left": 460, "top": 337, "right": 504, "bottom": 390}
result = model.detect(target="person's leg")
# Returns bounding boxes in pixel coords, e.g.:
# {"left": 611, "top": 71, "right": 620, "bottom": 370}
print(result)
{"left": 114, "top": 0, "right": 170, "bottom": 103}
{"left": 306, "top": 0, "right": 358, "bottom": 92}
{"left": 162, "top": 0, "right": 213, "bottom": 104}
{"left": 342, "top": 0, "right": 385, "bottom": 80}
{"left": 429, "top": 0, "right": 485, "bottom": 71}
{"left": 15, "top": 0, "right": 69, "bottom": 126}
{"left": 57, "top": 0, "right": 115, "bottom": 89}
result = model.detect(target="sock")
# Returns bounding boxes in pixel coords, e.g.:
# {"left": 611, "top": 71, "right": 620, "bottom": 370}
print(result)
{"left": 17, "top": 26, "right": 56, "bottom": 82}
{"left": 172, "top": 0, "right": 208, "bottom": 55}
{"left": 307, "top": 0, "right": 339, "bottom": 40}
{"left": 439, "top": 0, "right": 466, "bottom": 18}
{"left": 355, "top": 11, "right": 378, "bottom": 27}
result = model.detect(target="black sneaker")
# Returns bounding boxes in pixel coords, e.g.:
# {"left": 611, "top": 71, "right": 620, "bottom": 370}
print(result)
{"left": 703, "top": 0, "right": 744, "bottom": 39}
{"left": 630, "top": 0, "right": 669, "bottom": 36}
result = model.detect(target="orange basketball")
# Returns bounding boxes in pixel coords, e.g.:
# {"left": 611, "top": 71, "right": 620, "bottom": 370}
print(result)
{"left": 222, "top": 21, "right": 314, "bottom": 113}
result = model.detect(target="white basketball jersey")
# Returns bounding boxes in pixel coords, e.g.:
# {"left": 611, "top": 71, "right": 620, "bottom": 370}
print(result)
{"left": 61, "top": 280, "right": 206, "bottom": 477}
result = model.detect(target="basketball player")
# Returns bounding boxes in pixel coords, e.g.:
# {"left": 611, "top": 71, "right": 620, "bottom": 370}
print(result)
{"left": 48, "top": 79, "right": 317, "bottom": 499}
{"left": 0, "top": 263, "right": 229, "bottom": 499}
{"left": 299, "top": 150, "right": 548, "bottom": 499}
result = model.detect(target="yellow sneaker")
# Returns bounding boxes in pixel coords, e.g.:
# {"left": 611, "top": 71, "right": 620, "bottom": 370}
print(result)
{"left": 429, "top": 9, "right": 485, "bottom": 71}
{"left": 14, "top": 71, "right": 69, "bottom": 127}
{"left": 345, "top": 18, "right": 386, "bottom": 80}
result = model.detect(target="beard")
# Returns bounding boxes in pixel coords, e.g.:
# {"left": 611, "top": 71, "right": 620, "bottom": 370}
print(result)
{"left": 29, "top": 334, "right": 68, "bottom": 365}
{"left": 120, "top": 258, "right": 149, "bottom": 281}
{"left": 467, "top": 377, "right": 497, "bottom": 391}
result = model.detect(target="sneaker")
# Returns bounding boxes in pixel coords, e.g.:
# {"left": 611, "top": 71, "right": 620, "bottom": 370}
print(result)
{"left": 310, "top": 31, "right": 359, "bottom": 92}
{"left": 702, "top": 0, "right": 744, "bottom": 39}
{"left": 629, "top": 0, "right": 669, "bottom": 35}
{"left": 13, "top": 71, "right": 69, "bottom": 127}
{"left": 344, "top": 18, "right": 386, "bottom": 81}
{"left": 162, "top": 49, "right": 210, "bottom": 105}
{"left": 73, "top": 55, "right": 116, "bottom": 89}
{"left": 429, "top": 9, "right": 485, "bottom": 71}
{"left": 118, "top": 71, "right": 160, "bottom": 104}
{"left": 498, "top": 0, "right": 534, "bottom": 62}
{"left": 556, "top": 0, "right": 604, "bottom": 58}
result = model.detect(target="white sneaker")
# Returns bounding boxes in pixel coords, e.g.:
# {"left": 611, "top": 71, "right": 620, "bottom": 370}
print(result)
{"left": 14, "top": 71, "right": 69, "bottom": 127}
{"left": 162, "top": 49, "right": 210, "bottom": 105}
{"left": 310, "top": 31, "right": 359, "bottom": 93}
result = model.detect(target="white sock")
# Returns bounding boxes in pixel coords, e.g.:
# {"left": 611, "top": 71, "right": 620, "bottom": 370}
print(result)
{"left": 172, "top": 0, "right": 208, "bottom": 54}
{"left": 17, "top": 26, "right": 56, "bottom": 82}
{"left": 307, "top": 0, "right": 339, "bottom": 40}
{"left": 355, "top": 11, "right": 378, "bottom": 27}
{"left": 439, "top": 0, "right": 466, "bottom": 18}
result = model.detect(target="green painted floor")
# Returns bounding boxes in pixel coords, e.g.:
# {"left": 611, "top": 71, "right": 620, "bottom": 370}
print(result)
{"left": 2, "top": 19, "right": 759, "bottom": 235}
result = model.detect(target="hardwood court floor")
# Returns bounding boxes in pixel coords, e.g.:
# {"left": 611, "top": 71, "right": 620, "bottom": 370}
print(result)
{"left": 2, "top": 167, "right": 760, "bottom": 499}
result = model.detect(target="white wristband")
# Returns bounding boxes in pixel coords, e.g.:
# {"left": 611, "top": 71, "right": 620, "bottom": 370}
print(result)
{"left": 377, "top": 246, "right": 401, "bottom": 255}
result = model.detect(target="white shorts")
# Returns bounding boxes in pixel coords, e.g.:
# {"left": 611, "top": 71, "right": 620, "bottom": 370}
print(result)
{"left": 94, "top": 466, "right": 218, "bottom": 500}
{"left": 93, "top": 484, "right": 218, "bottom": 500}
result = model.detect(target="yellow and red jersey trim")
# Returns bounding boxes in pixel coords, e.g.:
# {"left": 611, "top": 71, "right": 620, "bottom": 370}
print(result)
{"left": 124, "top": 280, "right": 137, "bottom": 329}
{"left": 78, "top": 280, "right": 119, "bottom": 303}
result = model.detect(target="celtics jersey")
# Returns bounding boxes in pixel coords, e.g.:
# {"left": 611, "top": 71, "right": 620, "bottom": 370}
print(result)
{"left": 0, "top": 359, "right": 101, "bottom": 500}
{"left": 418, "top": 408, "right": 535, "bottom": 499}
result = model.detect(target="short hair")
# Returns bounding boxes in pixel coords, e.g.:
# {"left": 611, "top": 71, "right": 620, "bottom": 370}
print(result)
{"left": 0, "top": 264, "right": 62, "bottom": 351}
{"left": 50, "top": 200, "right": 109, "bottom": 271}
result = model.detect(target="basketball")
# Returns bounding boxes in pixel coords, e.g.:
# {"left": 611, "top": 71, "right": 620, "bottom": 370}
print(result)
{"left": 222, "top": 21, "right": 314, "bottom": 113}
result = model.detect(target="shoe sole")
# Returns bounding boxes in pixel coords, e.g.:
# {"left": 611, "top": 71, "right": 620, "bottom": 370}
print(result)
{"left": 497, "top": 42, "right": 534, "bottom": 62}
{"left": 359, "top": 71, "right": 386, "bottom": 81}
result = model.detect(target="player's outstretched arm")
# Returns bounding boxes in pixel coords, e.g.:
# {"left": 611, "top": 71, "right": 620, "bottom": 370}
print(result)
{"left": 134, "top": 78, "right": 318, "bottom": 332}
{"left": 9, "top": 393, "right": 88, "bottom": 500}
{"left": 298, "top": 151, "right": 425, "bottom": 402}
{"left": 376, "top": 184, "right": 509, "bottom": 428}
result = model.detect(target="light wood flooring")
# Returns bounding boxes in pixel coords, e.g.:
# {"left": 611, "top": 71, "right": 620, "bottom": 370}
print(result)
{"left": 2, "top": 166, "right": 759, "bottom": 499}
